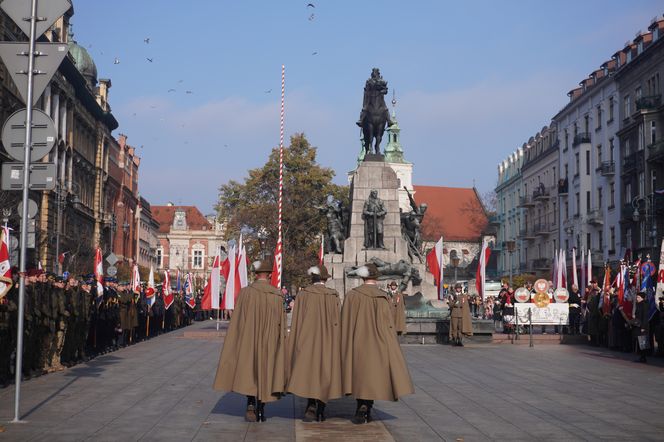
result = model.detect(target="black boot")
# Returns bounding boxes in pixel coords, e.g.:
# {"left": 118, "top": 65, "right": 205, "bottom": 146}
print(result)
{"left": 352, "top": 400, "right": 369, "bottom": 424}
{"left": 245, "top": 396, "right": 257, "bottom": 422}
{"left": 303, "top": 398, "right": 317, "bottom": 422}
{"left": 316, "top": 400, "right": 326, "bottom": 422}
{"left": 256, "top": 401, "right": 266, "bottom": 422}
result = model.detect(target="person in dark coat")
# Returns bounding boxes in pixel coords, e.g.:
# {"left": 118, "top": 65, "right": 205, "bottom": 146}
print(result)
{"left": 567, "top": 284, "right": 582, "bottom": 335}
{"left": 632, "top": 291, "right": 650, "bottom": 363}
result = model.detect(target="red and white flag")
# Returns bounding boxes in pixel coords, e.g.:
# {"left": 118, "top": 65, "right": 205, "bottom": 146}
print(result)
{"left": 571, "top": 247, "right": 578, "bottom": 288}
{"left": 202, "top": 253, "right": 221, "bottom": 310}
{"left": 222, "top": 246, "right": 237, "bottom": 310}
{"left": 580, "top": 248, "right": 586, "bottom": 295}
{"left": 475, "top": 238, "right": 491, "bottom": 299}
{"left": 552, "top": 250, "right": 559, "bottom": 289}
{"left": 146, "top": 265, "right": 155, "bottom": 298}
{"left": 318, "top": 235, "right": 324, "bottom": 266}
{"left": 163, "top": 270, "right": 173, "bottom": 309}
{"left": 236, "top": 235, "right": 248, "bottom": 291}
{"left": 132, "top": 264, "right": 141, "bottom": 294}
{"left": 0, "top": 227, "right": 13, "bottom": 298}
{"left": 561, "top": 249, "right": 567, "bottom": 289}
{"left": 271, "top": 241, "right": 282, "bottom": 288}
{"left": 425, "top": 236, "right": 444, "bottom": 300}
{"left": 587, "top": 249, "right": 593, "bottom": 284}
{"left": 94, "top": 248, "right": 104, "bottom": 300}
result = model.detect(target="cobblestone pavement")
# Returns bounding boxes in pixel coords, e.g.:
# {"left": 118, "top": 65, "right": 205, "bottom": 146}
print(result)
{"left": 1, "top": 321, "right": 663, "bottom": 441}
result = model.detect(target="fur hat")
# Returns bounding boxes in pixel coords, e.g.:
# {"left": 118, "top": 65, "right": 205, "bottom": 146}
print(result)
{"left": 307, "top": 264, "right": 331, "bottom": 280}
{"left": 252, "top": 258, "right": 273, "bottom": 273}
{"left": 356, "top": 263, "right": 380, "bottom": 280}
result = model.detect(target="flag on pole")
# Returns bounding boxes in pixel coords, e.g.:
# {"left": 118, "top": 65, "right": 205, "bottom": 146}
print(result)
{"left": 184, "top": 272, "right": 195, "bottom": 308}
{"left": 146, "top": 265, "right": 156, "bottom": 308}
{"left": 580, "top": 248, "right": 586, "bottom": 296}
{"left": 426, "top": 236, "right": 444, "bottom": 300}
{"left": 552, "top": 249, "right": 559, "bottom": 289}
{"left": 0, "top": 227, "right": 13, "bottom": 298}
{"left": 603, "top": 264, "right": 611, "bottom": 290}
{"left": 641, "top": 256, "right": 658, "bottom": 320}
{"left": 272, "top": 64, "right": 286, "bottom": 289}
{"left": 163, "top": 270, "right": 173, "bottom": 309}
{"left": 587, "top": 249, "right": 592, "bottom": 285}
{"left": 201, "top": 253, "right": 221, "bottom": 310}
{"left": 94, "top": 248, "right": 104, "bottom": 303}
{"left": 572, "top": 247, "right": 578, "bottom": 288}
{"left": 556, "top": 249, "right": 563, "bottom": 289}
{"left": 237, "top": 239, "right": 248, "bottom": 289}
{"left": 655, "top": 239, "right": 664, "bottom": 312}
{"left": 132, "top": 264, "right": 141, "bottom": 294}
{"left": 271, "top": 241, "right": 282, "bottom": 288}
{"left": 475, "top": 238, "right": 491, "bottom": 299}
{"left": 58, "top": 252, "right": 67, "bottom": 265}
{"left": 222, "top": 246, "right": 237, "bottom": 310}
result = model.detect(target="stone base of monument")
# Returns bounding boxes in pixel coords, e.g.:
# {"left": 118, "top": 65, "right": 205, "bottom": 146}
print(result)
{"left": 398, "top": 318, "right": 494, "bottom": 345}
{"left": 325, "top": 158, "right": 437, "bottom": 301}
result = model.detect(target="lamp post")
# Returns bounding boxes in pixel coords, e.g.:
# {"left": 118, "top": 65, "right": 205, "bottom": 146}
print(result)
{"left": 632, "top": 195, "right": 657, "bottom": 259}
{"left": 109, "top": 214, "right": 117, "bottom": 254}
{"left": 54, "top": 183, "right": 82, "bottom": 274}
{"left": 257, "top": 229, "right": 267, "bottom": 260}
{"left": 504, "top": 240, "right": 516, "bottom": 287}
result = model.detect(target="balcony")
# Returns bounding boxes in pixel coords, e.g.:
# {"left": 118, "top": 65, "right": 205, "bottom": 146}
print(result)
{"left": 518, "top": 195, "right": 535, "bottom": 207}
{"left": 649, "top": 139, "right": 664, "bottom": 163}
{"left": 518, "top": 228, "right": 537, "bottom": 240}
{"left": 533, "top": 187, "right": 550, "bottom": 201}
{"left": 599, "top": 161, "right": 615, "bottom": 176}
{"left": 534, "top": 223, "right": 553, "bottom": 235}
{"left": 534, "top": 258, "right": 551, "bottom": 271}
{"left": 573, "top": 132, "right": 591, "bottom": 147}
{"left": 488, "top": 214, "right": 502, "bottom": 226}
{"left": 622, "top": 152, "right": 644, "bottom": 174}
{"left": 636, "top": 94, "right": 661, "bottom": 111}
{"left": 586, "top": 209, "right": 604, "bottom": 226}
{"left": 591, "top": 250, "right": 604, "bottom": 264}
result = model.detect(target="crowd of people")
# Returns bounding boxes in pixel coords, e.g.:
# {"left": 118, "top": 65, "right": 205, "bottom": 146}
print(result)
{"left": 0, "top": 269, "right": 197, "bottom": 388}
{"left": 491, "top": 279, "right": 663, "bottom": 363}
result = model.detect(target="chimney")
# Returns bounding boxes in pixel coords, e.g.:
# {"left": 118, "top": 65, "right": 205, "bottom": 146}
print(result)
{"left": 97, "top": 78, "right": 112, "bottom": 111}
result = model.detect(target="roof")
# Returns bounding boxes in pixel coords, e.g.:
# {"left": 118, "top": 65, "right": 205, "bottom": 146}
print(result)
{"left": 413, "top": 185, "right": 488, "bottom": 242}
{"left": 151, "top": 206, "right": 212, "bottom": 234}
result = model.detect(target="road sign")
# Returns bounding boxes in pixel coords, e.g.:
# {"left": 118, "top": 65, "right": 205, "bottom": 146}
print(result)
{"left": 0, "top": 0, "right": 72, "bottom": 41}
{"left": 2, "top": 108, "right": 56, "bottom": 161}
{"left": 105, "top": 253, "right": 118, "bottom": 266}
{"left": 17, "top": 199, "right": 38, "bottom": 219}
{"left": 0, "top": 42, "right": 69, "bottom": 105}
{"left": 1, "top": 162, "right": 56, "bottom": 190}
{"left": 106, "top": 266, "right": 117, "bottom": 277}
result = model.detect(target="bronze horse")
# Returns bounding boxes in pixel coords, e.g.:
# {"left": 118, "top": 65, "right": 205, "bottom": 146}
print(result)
{"left": 357, "top": 69, "right": 392, "bottom": 155}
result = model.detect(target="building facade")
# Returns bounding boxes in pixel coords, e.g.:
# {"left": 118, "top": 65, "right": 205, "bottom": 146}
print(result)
{"left": 153, "top": 204, "right": 226, "bottom": 282}
{"left": 136, "top": 197, "right": 160, "bottom": 269}
{"left": 495, "top": 147, "right": 524, "bottom": 278}
{"left": 615, "top": 17, "right": 664, "bottom": 261}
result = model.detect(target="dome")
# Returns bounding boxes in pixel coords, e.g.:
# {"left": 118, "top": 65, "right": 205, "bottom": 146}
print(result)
{"left": 68, "top": 39, "right": 97, "bottom": 88}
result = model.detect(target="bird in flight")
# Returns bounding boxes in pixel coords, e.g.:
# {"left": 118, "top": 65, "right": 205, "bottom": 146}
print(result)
{"left": 113, "top": 58, "right": 120, "bottom": 64}
{"left": 146, "top": 57, "right": 154, "bottom": 63}
{"left": 307, "top": 3, "right": 315, "bottom": 7}
{"left": 168, "top": 89, "right": 176, "bottom": 93}
{"left": 312, "top": 51, "right": 318, "bottom": 55}
{"left": 185, "top": 90, "right": 193, "bottom": 94}
{"left": 264, "top": 89, "right": 272, "bottom": 94}
{"left": 144, "top": 37, "right": 150, "bottom": 44}
{"left": 308, "top": 13, "right": 315, "bottom": 21}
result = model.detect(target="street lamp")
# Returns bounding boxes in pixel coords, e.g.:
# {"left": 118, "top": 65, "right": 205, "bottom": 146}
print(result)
{"left": 257, "top": 229, "right": 267, "bottom": 260}
{"left": 504, "top": 240, "right": 516, "bottom": 286}
{"left": 2, "top": 208, "right": 11, "bottom": 226}
{"left": 631, "top": 195, "right": 658, "bottom": 259}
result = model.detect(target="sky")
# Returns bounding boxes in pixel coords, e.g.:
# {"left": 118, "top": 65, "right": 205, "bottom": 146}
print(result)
{"left": 71, "top": 0, "right": 663, "bottom": 214}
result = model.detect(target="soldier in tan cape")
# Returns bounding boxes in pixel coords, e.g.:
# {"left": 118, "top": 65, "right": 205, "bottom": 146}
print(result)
{"left": 287, "top": 264, "right": 341, "bottom": 422}
{"left": 341, "top": 263, "right": 414, "bottom": 424}
{"left": 387, "top": 281, "right": 406, "bottom": 335}
{"left": 449, "top": 283, "right": 473, "bottom": 346}
{"left": 213, "top": 258, "right": 286, "bottom": 422}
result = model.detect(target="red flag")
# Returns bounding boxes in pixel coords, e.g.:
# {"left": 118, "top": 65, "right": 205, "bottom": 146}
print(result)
{"left": 145, "top": 265, "right": 155, "bottom": 298}
{"left": 475, "top": 239, "right": 491, "bottom": 299}
{"left": 222, "top": 246, "right": 237, "bottom": 310}
{"left": 270, "top": 241, "right": 282, "bottom": 288}
{"left": 0, "top": 227, "right": 12, "bottom": 298}
{"left": 94, "top": 248, "right": 104, "bottom": 300}
{"left": 132, "top": 264, "right": 141, "bottom": 294}
{"left": 163, "top": 270, "right": 174, "bottom": 309}
{"left": 426, "top": 236, "right": 444, "bottom": 299}
{"left": 201, "top": 254, "right": 221, "bottom": 310}
{"left": 58, "top": 252, "right": 67, "bottom": 265}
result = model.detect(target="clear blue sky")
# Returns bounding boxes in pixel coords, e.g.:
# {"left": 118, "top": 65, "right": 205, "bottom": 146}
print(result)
{"left": 72, "top": 0, "right": 663, "bottom": 213}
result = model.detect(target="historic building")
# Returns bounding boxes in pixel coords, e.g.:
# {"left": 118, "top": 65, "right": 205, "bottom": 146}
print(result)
{"left": 553, "top": 57, "right": 621, "bottom": 267}
{"left": 136, "top": 197, "right": 160, "bottom": 269}
{"left": 153, "top": 204, "right": 226, "bottom": 282}
{"left": 614, "top": 17, "right": 664, "bottom": 261}
{"left": 495, "top": 147, "right": 525, "bottom": 279}
{"left": 518, "top": 126, "right": 560, "bottom": 274}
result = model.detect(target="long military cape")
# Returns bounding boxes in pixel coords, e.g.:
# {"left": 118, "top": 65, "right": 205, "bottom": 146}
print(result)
{"left": 341, "top": 283, "right": 414, "bottom": 401}
{"left": 286, "top": 283, "right": 342, "bottom": 402}
{"left": 213, "top": 280, "right": 286, "bottom": 402}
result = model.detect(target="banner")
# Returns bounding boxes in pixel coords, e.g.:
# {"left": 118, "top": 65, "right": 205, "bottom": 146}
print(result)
{"left": 656, "top": 239, "right": 664, "bottom": 311}
{"left": 504, "top": 304, "right": 569, "bottom": 325}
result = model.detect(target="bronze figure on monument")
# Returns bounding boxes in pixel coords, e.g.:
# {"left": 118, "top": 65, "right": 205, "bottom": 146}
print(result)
{"left": 356, "top": 68, "right": 393, "bottom": 156}
{"left": 362, "top": 190, "right": 386, "bottom": 249}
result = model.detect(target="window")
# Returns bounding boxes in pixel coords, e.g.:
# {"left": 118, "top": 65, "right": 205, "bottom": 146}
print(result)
{"left": 598, "top": 187, "right": 603, "bottom": 209}
{"left": 564, "top": 163, "right": 569, "bottom": 178}
{"left": 635, "top": 86, "right": 642, "bottom": 101}
{"left": 584, "top": 115, "right": 589, "bottom": 133}
{"left": 586, "top": 150, "right": 591, "bottom": 175}
{"left": 638, "top": 123, "right": 644, "bottom": 150}
{"left": 586, "top": 233, "right": 591, "bottom": 250}
{"left": 610, "top": 227, "right": 615, "bottom": 251}
{"left": 624, "top": 95, "right": 631, "bottom": 117}
{"left": 625, "top": 227, "right": 632, "bottom": 249}
{"left": 597, "top": 144, "right": 602, "bottom": 165}
{"left": 586, "top": 191, "right": 591, "bottom": 213}
{"left": 651, "top": 121, "right": 657, "bottom": 145}
{"left": 575, "top": 192, "right": 580, "bottom": 215}
{"left": 575, "top": 153, "right": 580, "bottom": 176}
{"left": 565, "top": 201, "right": 569, "bottom": 219}
{"left": 609, "top": 138, "right": 614, "bottom": 161}
{"left": 625, "top": 182, "right": 632, "bottom": 204}
{"left": 609, "top": 183, "right": 615, "bottom": 207}
{"left": 596, "top": 105, "right": 602, "bottom": 129}
{"left": 157, "top": 248, "right": 163, "bottom": 268}
{"left": 564, "top": 129, "right": 569, "bottom": 150}
{"left": 552, "top": 202, "right": 557, "bottom": 225}
{"left": 598, "top": 231, "right": 603, "bottom": 252}
{"left": 192, "top": 248, "right": 203, "bottom": 269}
{"left": 638, "top": 171, "right": 645, "bottom": 197}
{"left": 573, "top": 123, "right": 578, "bottom": 137}
{"left": 625, "top": 138, "right": 631, "bottom": 156}
{"left": 608, "top": 97, "right": 614, "bottom": 122}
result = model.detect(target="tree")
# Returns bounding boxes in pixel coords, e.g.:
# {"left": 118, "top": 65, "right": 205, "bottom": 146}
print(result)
{"left": 217, "top": 134, "right": 348, "bottom": 289}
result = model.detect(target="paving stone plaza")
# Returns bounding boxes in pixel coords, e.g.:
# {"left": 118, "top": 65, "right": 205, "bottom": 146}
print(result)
{"left": 1, "top": 320, "right": 663, "bottom": 441}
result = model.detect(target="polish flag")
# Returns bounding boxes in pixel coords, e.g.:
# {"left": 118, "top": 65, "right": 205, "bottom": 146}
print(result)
{"left": 132, "top": 264, "right": 141, "bottom": 294}
{"left": 201, "top": 253, "right": 221, "bottom": 310}
{"left": 552, "top": 250, "right": 559, "bottom": 289}
{"left": 237, "top": 236, "right": 248, "bottom": 289}
{"left": 163, "top": 270, "right": 173, "bottom": 309}
{"left": 94, "top": 248, "right": 104, "bottom": 301}
{"left": 184, "top": 272, "right": 195, "bottom": 308}
{"left": 222, "top": 246, "right": 237, "bottom": 310}
{"left": 146, "top": 265, "right": 156, "bottom": 308}
{"left": 571, "top": 247, "right": 578, "bottom": 288}
{"left": 0, "top": 227, "right": 13, "bottom": 298}
{"left": 425, "top": 236, "right": 444, "bottom": 300}
{"left": 475, "top": 238, "right": 491, "bottom": 300}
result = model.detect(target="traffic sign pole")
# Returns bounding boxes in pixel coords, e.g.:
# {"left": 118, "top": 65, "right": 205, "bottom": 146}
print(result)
{"left": 13, "top": 0, "right": 38, "bottom": 423}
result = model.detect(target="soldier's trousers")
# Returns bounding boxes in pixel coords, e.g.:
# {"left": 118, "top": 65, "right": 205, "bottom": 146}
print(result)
{"left": 49, "top": 326, "right": 66, "bottom": 370}
{"left": 449, "top": 316, "right": 461, "bottom": 340}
